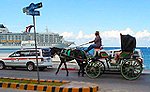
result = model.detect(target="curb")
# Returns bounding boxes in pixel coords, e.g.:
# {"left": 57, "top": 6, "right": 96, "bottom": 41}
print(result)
{"left": 0, "top": 77, "right": 99, "bottom": 92}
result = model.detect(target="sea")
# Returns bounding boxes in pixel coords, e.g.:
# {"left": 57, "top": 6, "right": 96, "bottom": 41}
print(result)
{"left": 0, "top": 47, "right": 149, "bottom": 70}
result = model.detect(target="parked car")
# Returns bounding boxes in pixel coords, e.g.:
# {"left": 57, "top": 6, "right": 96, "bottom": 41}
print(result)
{"left": 0, "top": 48, "right": 52, "bottom": 71}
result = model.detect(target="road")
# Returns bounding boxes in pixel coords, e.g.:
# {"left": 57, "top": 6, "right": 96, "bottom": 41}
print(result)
{"left": 0, "top": 68, "right": 150, "bottom": 92}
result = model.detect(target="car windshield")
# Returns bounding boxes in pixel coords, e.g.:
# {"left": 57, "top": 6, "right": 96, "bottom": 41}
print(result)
{"left": 42, "top": 48, "right": 51, "bottom": 57}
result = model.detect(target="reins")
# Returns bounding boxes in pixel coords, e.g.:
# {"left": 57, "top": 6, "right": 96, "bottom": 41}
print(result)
{"left": 69, "top": 42, "right": 90, "bottom": 49}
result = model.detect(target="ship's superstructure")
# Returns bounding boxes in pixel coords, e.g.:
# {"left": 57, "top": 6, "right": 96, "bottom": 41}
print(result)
{"left": 0, "top": 24, "right": 73, "bottom": 48}
{"left": 0, "top": 24, "right": 9, "bottom": 33}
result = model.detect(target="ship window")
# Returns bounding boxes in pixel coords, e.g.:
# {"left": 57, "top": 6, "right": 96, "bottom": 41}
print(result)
{"left": 45, "top": 35, "right": 48, "bottom": 42}
{"left": 12, "top": 35, "right": 14, "bottom": 40}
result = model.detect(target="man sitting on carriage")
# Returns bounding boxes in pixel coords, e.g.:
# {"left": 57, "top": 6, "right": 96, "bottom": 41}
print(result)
{"left": 85, "top": 31, "right": 102, "bottom": 53}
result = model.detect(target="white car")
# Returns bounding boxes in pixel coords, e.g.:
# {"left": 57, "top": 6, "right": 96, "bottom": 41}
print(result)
{"left": 0, "top": 48, "right": 52, "bottom": 71}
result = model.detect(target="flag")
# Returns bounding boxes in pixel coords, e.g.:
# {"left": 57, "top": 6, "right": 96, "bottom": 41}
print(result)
{"left": 25, "top": 25, "right": 34, "bottom": 33}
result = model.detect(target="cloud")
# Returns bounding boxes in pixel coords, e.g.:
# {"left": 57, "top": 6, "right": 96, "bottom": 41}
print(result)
{"left": 76, "top": 31, "right": 94, "bottom": 39}
{"left": 60, "top": 28, "right": 150, "bottom": 47}
{"left": 60, "top": 31, "right": 94, "bottom": 40}
{"left": 135, "top": 30, "right": 150, "bottom": 38}
{"left": 76, "top": 31, "right": 83, "bottom": 39}
{"left": 134, "top": 30, "right": 150, "bottom": 47}
{"left": 60, "top": 31, "right": 73, "bottom": 38}
{"left": 100, "top": 28, "right": 134, "bottom": 39}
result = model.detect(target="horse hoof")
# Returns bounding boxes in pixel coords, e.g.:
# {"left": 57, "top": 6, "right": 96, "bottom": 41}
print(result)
{"left": 78, "top": 73, "right": 80, "bottom": 76}
{"left": 82, "top": 74, "right": 84, "bottom": 77}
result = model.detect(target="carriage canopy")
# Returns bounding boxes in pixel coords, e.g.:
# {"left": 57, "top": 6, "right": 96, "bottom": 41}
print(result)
{"left": 120, "top": 34, "right": 136, "bottom": 52}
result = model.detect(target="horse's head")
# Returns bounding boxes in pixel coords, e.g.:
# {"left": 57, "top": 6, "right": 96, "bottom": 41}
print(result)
{"left": 50, "top": 47, "right": 63, "bottom": 58}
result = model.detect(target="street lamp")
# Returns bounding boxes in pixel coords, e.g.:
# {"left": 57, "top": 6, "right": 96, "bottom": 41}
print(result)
{"left": 23, "top": 2, "right": 42, "bottom": 84}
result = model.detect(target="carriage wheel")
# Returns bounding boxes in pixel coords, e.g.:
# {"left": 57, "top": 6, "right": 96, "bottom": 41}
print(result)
{"left": 120, "top": 59, "right": 143, "bottom": 80}
{"left": 96, "top": 60, "right": 105, "bottom": 76}
{"left": 85, "top": 60, "right": 105, "bottom": 78}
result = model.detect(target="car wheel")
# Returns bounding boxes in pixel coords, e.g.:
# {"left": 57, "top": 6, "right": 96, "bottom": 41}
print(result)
{"left": 27, "top": 63, "right": 34, "bottom": 71}
{"left": 0, "top": 62, "right": 5, "bottom": 70}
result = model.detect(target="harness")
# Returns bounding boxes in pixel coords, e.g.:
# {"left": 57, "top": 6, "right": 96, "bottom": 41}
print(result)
{"left": 65, "top": 49, "right": 71, "bottom": 56}
{"left": 59, "top": 49, "right": 87, "bottom": 63}
{"left": 60, "top": 49, "right": 72, "bottom": 58}
{"left": 80, "top": 50, "right": 85, "bottom": 59}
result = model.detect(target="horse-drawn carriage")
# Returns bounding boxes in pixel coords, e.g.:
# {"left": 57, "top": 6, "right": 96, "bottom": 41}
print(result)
{"left": 50, "top": 34, "right": 143, "bottom": 80}
{"left": 85, "top": 34, "right": 143, "bottom": 80}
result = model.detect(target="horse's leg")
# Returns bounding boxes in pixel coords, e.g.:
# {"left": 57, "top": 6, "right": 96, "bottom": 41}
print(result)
{"left": 77, "top": 65, "right": 81, "bottom": 76}
{"left": 55, "top": 61, "right": 63, "bottom": 75}
{"left": 76, "top": 61, "right": 81, "bottom": 76}
{"left": 79, "top": 62, "right": 86, "bottom": 77}
{"left": 82, "top": 63, "right": 87, "bottom": 77}
{"left": 80, "top": 63, "right": 84, "bottom": 77}
{"left": 78, "top": 67, "right": 81, "bottom": 76}
{"left": 63, "top": 61, "right": 69, "bottom": 76}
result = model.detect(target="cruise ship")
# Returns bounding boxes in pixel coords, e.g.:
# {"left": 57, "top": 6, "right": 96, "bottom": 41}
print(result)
{"left": 0, "top": 24, "right": 74, "bottom": 49}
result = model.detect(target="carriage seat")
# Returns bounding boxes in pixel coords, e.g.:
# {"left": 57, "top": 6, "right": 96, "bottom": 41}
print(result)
{"left": 118, "top": 51, "right": 133, "bottom": 59}
{"left": 94, "top": 47, "right": 103, "bottom": 57}
{"left": 94, "top": 47, "right": 103, "bottom": 51}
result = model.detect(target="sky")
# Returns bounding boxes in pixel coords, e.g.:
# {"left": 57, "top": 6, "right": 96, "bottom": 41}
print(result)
{"left": 0, "top": 0, "right": 150, "bottom": 47}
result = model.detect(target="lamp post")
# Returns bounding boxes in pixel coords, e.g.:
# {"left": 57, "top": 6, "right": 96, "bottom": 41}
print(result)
{"left": 23, "top": 2, "right": 42, "bottom": 84}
